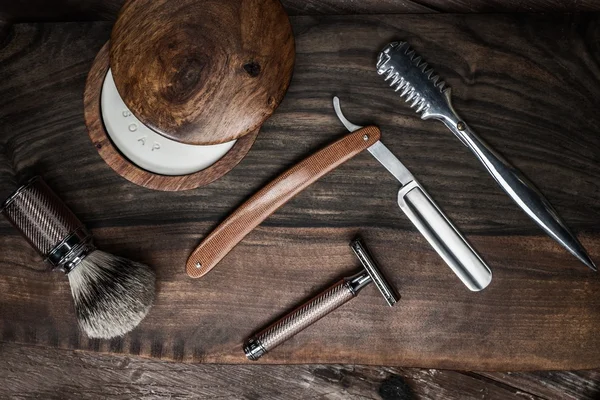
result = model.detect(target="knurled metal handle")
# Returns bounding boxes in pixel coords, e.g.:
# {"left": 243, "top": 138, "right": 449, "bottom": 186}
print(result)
{"left": 1, "top": 176, "right": 92, "bottom": 270}
{"left": 244, "top": 277, "right": 360, "bottom": 360}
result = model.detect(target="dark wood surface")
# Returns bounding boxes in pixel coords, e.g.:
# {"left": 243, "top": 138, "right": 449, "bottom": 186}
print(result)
{"left": 1, "top": 342, "right": 599, "bottom": 399}
{"left": 110, "top": 0, "right": 295, "bottom": 145}
{"left": 0, "top": 14, "right": 599, "bottom": 371}
{"left": 2, "top": 0, "right": 600, "bottom": 21}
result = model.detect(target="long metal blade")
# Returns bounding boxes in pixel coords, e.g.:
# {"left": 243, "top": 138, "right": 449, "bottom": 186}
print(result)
{"left": 367, "top": 142, "right": 414, "bottom": 186}
{"left": 333, "top": 96, "right": 414, "bottom": 186}
{"left": 332, "top": 96, "right": 492, "bottom": 290}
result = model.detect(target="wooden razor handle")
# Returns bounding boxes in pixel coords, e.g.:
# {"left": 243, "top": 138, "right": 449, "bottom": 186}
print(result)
{"left": 186, "top": 126, "right": 381, "bottom": 278}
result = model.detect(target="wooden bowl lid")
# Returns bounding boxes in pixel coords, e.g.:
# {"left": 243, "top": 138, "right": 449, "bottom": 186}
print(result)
{"left": 85, "top": 42, "right": 260, "bottom": 191}
{"left": 110, "top": 0, "right": 295, "bottom": 145}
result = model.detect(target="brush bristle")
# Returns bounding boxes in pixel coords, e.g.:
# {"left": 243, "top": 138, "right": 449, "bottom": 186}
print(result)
{"left": 377, "top": 41, "right": 449, "bottom": 117}
{"left": 68, "top": 250, "right": 155, "bottom": 339}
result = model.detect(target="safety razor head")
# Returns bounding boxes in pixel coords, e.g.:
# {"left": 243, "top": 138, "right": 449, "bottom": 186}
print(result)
{"left": 350, "top": 239, "right": 399, "bottom": 306}
{"left": 377, "top": 41, "right": 455, "bottom": 121}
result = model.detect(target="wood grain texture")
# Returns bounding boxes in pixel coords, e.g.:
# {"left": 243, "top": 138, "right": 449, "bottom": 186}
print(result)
{"left": 187, "top": 127, "right": 380, "bottom": 277}
{"left": 110, "top": 0, "right": 295, "bottom": 145}
{"left": 0, "top": 343, "right": 599, "bottom": 399}
{"left": 84, "top": 42, "right": 260, "bottom": 191}
{"left": 0, "top": 14, "right": 599, "bottom": 370}
{"left": 2, "top": 0, "right": 600, "bottom": 21}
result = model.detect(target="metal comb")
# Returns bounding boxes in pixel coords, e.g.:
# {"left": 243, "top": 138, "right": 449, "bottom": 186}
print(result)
{"left": 377, "top": 41, "right": 595, "bottom": 271}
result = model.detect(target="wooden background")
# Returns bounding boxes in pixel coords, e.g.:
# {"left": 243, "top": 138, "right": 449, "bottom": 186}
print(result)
{"left": 1, "top": 0, "right": 600, "bottom": 21}
{"left": 2, "top": 342, "right": 599, "bottom": 399}
{"left": 1, "top": 2, "right": 600, "bottom": 399}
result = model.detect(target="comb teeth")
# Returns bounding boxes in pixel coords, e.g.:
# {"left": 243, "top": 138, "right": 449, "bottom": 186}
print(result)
{"left": 377, "top": 41, "right": 449, "bottom": 116}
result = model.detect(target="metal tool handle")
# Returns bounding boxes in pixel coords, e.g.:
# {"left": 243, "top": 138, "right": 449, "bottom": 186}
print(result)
{"left": 1, "top": 176, "right": 94, "bottom": 271}
{"left": 398, "top": 181, "right": 492, "bottom": 291}
{"left": 244, "top": 273, "right": 370, "bottom": 360}
{"left": 186, "top": 126, "right": 381, "bottom": 279}
{"left": 446, "top": 121, "right": 595, "bottom": 270}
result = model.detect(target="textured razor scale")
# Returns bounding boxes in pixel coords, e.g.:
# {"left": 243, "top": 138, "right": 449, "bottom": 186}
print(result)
{"left": 254, "top": 280, "right": 354, "bottom": 353}
{"left": 68, "top": 250, "right": 155, "bottom": 339}
{"left": 377, "top": 41, "right": 449, "bottom": 117}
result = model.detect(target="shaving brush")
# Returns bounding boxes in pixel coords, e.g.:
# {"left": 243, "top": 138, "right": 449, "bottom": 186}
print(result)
{"left": 1, "top": 176, "right": 155, "bottom": 339}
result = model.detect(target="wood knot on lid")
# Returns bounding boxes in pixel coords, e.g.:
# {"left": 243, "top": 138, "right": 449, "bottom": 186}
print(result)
{"left": 243, "top": 61, "right": 261, "bottom": 77}
{"left": 163, "top": 56, "right": 206, "bottom": 105}
{"left": 109, "top": 0, "right": 295, "bottom": 146}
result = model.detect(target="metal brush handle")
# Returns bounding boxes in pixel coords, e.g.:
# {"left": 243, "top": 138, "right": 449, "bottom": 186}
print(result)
{"left": 244, "top": 272, "right": 371, "bottom": 360}
{"left": 1, "top": 176, "right": 94, "bottom": 272}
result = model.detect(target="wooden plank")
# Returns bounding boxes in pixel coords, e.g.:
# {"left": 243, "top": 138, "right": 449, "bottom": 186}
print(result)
{"left": 3, "top": 342, "right": 599, "bottom": 399}
{"left": 286, "top": 0, "right": 600, "bottom": 13}
{"left": 1, "top": 0, "right": 600, "bottom": 22}
{"left": 479, "top": 371, "right": 600, "bottom": 400}
{"left": 0, "top": 14, "right": 599, "bottom": 370}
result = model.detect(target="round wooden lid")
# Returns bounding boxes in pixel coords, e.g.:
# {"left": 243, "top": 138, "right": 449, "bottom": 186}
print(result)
{"left": 85, "top": 43, "right": 260, "bottom": 191}
{"left": 110, "top": 0, "right": 295, "bottom": 145}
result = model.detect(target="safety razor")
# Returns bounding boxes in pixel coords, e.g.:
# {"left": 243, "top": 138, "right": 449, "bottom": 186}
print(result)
{"left": 244, "top": 238, "right": 399, "bottom": 361}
